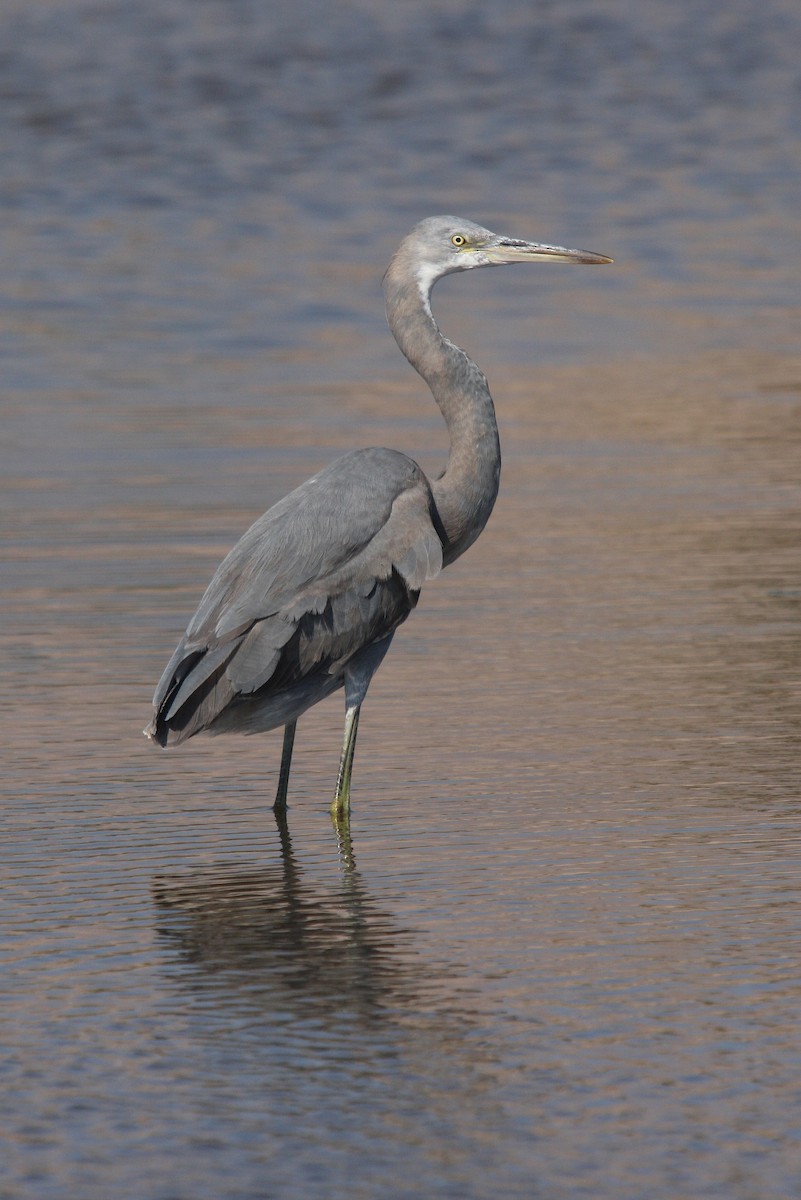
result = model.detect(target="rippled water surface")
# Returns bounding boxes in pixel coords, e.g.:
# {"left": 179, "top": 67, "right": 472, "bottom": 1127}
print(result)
{"left": 3, "top": 2, "right": 801, "bottom": 1197}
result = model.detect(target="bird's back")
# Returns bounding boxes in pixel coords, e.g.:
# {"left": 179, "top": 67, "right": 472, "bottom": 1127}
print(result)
{"left": 146, "top": 447, "right": 443, "bottom": 745}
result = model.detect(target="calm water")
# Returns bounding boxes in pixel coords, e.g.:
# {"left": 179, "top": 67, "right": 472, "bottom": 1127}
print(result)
{"left": 2, "top": 2, "right": 801, "bottom": 1197}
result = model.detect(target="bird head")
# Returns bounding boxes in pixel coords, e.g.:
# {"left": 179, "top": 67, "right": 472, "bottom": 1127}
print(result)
{"left": 388, "top": 215, "right": 612, "bottom": 301}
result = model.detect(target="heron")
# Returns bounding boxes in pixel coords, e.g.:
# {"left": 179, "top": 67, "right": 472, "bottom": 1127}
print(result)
{"left": 145, "top": 215, "right": 611, "bottom": 819}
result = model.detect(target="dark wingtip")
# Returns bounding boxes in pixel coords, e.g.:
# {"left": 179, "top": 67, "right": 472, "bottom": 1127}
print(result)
{"left": 143, "top": 720, "right": 168, "bottom": 747}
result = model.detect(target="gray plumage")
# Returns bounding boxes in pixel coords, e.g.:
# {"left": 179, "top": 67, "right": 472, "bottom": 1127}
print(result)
{"left": 145, "top": 215, "right": 611, "bottom": 818}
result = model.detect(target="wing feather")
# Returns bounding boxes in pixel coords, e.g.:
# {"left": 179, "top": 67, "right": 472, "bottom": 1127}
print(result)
{"left": 147, "top": 447, "right": 443, "bottom": 745}
{"left": 164, "top": 639, "right": 241, "bottom": 721}
{"left": 224, "top": 615, "right": 295, "bottom": 695}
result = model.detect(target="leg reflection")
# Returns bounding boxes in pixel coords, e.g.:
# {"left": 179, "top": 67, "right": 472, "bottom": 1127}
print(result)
{"left": 331, "top": 804, "right": 356, "bottom": 874}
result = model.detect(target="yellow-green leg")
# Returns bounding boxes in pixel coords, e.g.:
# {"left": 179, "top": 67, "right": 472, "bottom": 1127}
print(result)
{"left": 331, "top": 705, "right": 360, "bottom": 820}
{"left": 273, "top": 720, "right": 296, "bottom": 813}
{"left": 330, "top": 632, "right": 393, "bottom": 823}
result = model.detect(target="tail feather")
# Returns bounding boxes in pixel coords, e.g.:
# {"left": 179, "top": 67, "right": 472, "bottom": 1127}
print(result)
{"left": 145, "top": 644, "right": 239, "bottom": 747}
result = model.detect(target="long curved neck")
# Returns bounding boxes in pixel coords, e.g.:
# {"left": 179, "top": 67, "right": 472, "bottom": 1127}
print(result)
{"left": 383, "top": 263, "right": 501, "bottom": 566}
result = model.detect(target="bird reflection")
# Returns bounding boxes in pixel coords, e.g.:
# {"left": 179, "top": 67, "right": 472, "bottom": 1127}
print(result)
{"left": 152, "top": 811, "right": 423, "bottom": 1023}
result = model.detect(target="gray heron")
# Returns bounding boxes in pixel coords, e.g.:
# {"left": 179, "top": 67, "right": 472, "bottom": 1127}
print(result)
{"left": 145, "top": 216, "right": 611, "bottom": 819}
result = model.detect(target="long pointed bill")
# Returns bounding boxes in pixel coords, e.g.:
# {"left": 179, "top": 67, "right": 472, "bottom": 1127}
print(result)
{"left": 485, "top": 239, "right": 612, "bottom": 266}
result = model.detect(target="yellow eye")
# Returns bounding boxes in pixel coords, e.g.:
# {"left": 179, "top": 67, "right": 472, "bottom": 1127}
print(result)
{"left": 451, "top": 234, "right": 467, "bottom": 246}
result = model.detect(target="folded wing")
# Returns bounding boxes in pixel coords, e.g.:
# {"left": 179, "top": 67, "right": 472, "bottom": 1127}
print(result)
{"left": 146, "top": 447, "right": 443, "bottom": 745}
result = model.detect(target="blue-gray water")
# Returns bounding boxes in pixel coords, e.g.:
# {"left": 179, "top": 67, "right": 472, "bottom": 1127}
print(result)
{"left": 2, "top": 1, "right": 801, "bottom": 1197}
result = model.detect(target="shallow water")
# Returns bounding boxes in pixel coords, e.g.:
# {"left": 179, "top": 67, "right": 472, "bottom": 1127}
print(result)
{"left": 3, "top": 2, "right": 801, "bottom": 1198}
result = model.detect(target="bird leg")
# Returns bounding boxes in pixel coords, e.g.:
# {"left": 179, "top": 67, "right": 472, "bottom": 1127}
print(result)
{"left": 330, "top": 633, "right": 394, "bottom": 820}
{"left": 332, "top": 705, "right": 360, "bottom": 820}
{"left": 273, "top": 720, "right": 297, "bottom": 812}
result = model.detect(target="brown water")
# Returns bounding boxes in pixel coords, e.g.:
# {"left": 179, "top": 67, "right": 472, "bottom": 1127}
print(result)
{"left": 3, "top": 2, "right": 801, "bottom": 1198}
